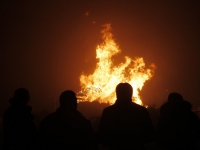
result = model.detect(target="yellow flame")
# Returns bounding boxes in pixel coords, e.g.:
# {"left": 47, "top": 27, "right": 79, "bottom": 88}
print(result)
{"left": 78, "top": 24, "right": 155, "bottom": 105}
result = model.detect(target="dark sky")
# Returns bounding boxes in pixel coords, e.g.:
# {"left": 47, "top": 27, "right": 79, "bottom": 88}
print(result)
{"left": 1, "top": 0, "right": 200, "bottom": 117}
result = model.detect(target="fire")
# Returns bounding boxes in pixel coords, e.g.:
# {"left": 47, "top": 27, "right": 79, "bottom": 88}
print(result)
{"left": 78, "top": 24, "right": 155, "bottom": 105}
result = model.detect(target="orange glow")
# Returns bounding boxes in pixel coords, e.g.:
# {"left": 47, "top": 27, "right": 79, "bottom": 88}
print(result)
{"left": 85, "top": 11, "right": 89, "bottom": 16}
{"left": 78, "top": 24, "right": 155, "bottom": 105}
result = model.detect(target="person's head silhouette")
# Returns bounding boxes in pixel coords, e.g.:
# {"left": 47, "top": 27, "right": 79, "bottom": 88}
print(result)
{"left": 116, "top": 83, "right": 133, "bottom": 102}
{"left": 59, "top": 90, "right": 77, "bottom": 110}
{"left": 10, "top": 88, "right": 30, "bottom": 106}
{"left": 167, "top": 92, "right": 183, "bottom": 104}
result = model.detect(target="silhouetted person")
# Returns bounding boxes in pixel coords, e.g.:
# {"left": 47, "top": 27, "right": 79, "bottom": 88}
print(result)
{"left": 156, "top": 93, "right": 200, "bottom": 150}
{"left": 38, "top": 90, "right": 97, "bottom": 150}
{"left": 98, "top": 83, "right": 154, "bottom": 150}
{"left": 2, "top": 88, "right": 37, "bottom": 150}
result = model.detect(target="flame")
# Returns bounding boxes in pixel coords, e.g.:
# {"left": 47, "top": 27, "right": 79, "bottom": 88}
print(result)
{"left": 78, "top": 24, "right": 155, "bottom": 105}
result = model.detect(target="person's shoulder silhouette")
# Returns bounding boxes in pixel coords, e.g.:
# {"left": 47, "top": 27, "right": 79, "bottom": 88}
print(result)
{"left": 98, "top": 83, "right": 154, "bottom": 150}
{"left": 39, "top": 90, "right": 96, "bottom": 150}
{"left": 2, "top": 88, "right": 37, "bottom": 150}
{"left": 156, "top": 92, "right": 200, "bottom": 150}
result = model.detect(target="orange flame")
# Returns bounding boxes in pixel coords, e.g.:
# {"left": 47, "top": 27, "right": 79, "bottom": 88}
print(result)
{"left": 78, "top": 24, "right": 155, "bottom": 105}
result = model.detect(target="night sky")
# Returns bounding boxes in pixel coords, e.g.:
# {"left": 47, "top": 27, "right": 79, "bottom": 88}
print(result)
{"left": 1, "top": 0, "right": 200, "bottom": 117}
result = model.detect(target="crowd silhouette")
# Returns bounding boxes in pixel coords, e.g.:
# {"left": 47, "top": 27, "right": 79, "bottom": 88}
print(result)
{"left": 2, "top": 88, "right": 37, "bottom": 150}
{"left": 38, "top": 90, "right": 97, "bottom": 150}
{"left": 2, "top": 83, "right": 200, "bottom": 150}
{"left": 156, "top": 93, "right": 200, "bottom": 150}
{"left": 98, "top": 83, "right": 154, "bottom": 150}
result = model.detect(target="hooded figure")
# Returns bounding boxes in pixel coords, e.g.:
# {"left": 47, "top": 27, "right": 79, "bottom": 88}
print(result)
{"left": 3, "top": 88, "right": 37, "bottom": 150}
{"left": 156, "top": 93, "right": 200, "bottom": 150}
